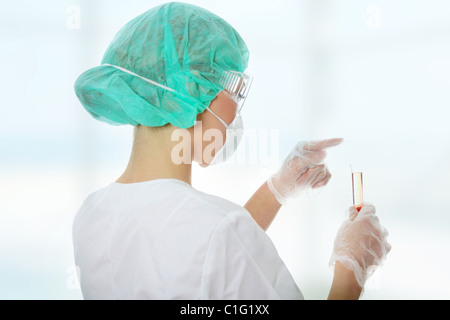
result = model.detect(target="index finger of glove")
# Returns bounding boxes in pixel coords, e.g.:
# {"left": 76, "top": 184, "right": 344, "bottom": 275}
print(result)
{"left": 303, "top": 138, "right": 344, "bottom": 152}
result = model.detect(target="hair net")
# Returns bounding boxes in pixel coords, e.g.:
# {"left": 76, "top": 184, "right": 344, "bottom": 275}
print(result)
{"left": 74, "top": 2, "right": 249, "bottom": 129}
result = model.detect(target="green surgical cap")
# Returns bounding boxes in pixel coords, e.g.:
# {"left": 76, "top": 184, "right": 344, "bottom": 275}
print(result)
{"left": 74, "top": 2, "right": 249, "bottom": 129}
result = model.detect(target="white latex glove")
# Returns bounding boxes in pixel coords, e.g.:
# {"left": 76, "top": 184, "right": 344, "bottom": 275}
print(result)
{"left": 267, "top": 138, "right": 343, "bottom": 205}
{"left": 329, "top": 203, "right": 391, "bottom": 288}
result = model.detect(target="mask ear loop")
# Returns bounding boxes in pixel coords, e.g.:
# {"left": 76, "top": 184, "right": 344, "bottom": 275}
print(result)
{"left": 104, "top": 64, "right": 244, "bottom": 130}
{"left": 206, "top": 108, "right": 229, "bottom": 129}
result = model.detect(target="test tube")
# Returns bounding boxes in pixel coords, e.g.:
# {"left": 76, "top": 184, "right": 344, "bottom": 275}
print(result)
{"left": 352, "top": 171, "right": 363, "bottom": 212}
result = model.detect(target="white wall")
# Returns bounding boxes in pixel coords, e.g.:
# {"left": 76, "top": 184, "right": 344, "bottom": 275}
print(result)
{"left": 1, "top": 0, "right": 449, "bottom": 299}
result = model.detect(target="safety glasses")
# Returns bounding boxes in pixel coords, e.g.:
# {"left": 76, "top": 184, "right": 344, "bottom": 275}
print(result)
{"left": 219, "top": 70, "right": 253, "bottom": 112}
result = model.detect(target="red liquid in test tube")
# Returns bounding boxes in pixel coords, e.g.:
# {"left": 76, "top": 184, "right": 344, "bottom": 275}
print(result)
{"left": 352, "top": 172, "right": 363, "bottom": 212}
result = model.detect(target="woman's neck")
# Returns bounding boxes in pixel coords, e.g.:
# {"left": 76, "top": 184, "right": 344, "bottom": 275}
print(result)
{"left": 116, "top": 125, "right": 192, "bottom": 185}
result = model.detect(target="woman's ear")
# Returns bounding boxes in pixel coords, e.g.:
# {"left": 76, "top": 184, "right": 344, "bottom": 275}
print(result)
{"left": 209, "top": 91, "right": 238, "bottom": 126}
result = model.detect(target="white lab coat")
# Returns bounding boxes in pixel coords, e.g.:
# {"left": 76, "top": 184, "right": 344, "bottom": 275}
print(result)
{"left": 72, "top": 179, "right": 303, "bottom": 300}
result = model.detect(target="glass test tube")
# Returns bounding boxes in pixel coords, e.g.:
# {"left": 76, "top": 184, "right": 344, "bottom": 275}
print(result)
{"left": 352, "top": 172, "right": 363, "bottom": 212}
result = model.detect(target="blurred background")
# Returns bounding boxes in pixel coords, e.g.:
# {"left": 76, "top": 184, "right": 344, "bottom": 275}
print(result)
{"left": 1, "top": 0, "right": 449, "bottom": 299}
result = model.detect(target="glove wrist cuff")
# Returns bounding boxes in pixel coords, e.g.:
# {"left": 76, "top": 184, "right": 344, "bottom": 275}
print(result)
{"left": 267, "top": 178, "right": 286, "bottom": 206}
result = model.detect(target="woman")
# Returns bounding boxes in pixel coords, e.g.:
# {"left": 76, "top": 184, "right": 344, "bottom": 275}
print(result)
{"left": 73, "top": 2, "right": 390, "bottom": 300}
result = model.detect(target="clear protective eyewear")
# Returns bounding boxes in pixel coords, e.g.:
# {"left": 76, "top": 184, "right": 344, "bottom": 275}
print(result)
{"left": 219, "top": 70, "right": 253, "bottom": 112}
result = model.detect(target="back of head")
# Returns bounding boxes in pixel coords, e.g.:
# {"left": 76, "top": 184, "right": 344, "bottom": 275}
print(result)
{"left": 74, "top": 2, "right": 249, "bottom": 129}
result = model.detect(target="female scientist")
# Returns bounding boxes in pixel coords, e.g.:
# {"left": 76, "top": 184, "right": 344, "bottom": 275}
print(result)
{"left": 73, "top": 2, "right": 390, "bottom": 300}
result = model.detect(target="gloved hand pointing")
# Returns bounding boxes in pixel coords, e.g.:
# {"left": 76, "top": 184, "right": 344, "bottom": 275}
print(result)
{"left": 329, "top": 203, "right": 391, "bottom": 288}
{"left": 267, "top": 138, "right": 343, "bottom": 205}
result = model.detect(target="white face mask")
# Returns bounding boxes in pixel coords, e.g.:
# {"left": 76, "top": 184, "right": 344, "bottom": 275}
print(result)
{"left": 206, "top": 108, "right": 244, "bottom": 166}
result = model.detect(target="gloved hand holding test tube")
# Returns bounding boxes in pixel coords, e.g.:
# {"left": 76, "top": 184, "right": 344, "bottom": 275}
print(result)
{"left": 329, "top": 166, "right": 391, "bottom": 290}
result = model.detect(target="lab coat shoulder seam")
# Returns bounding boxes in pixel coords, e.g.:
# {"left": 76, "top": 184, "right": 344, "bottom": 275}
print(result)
{"left": 226, "top": 215, "right": 283, "bottom": 300}
{"left": 199, "top": 210, "right": 282, "bottom": 300}
{"left": 185, "top": 188, "right": 243, "bottom": 216}
{"left": 198, "top": 210, "right": 244, "bottom": 299}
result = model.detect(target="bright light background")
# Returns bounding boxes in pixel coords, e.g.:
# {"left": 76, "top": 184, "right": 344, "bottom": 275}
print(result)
{"left": 1, "top": 0, "right": 450, "bottom": 299}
